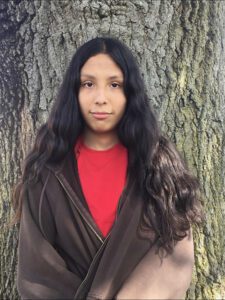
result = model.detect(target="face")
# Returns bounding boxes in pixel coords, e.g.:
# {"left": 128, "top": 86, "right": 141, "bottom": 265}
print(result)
{"left": 78, "top": 53, "right": 127, "bottom": 136}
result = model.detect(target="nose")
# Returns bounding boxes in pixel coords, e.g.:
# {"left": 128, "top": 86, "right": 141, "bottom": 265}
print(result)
{"left": 94, "top": 88, "right": 107, "bottom": 105}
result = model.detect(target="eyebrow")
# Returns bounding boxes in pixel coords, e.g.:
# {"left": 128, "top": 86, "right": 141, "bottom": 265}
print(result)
{"left": 80, "top": 74, "right": 123, "bottom": 80}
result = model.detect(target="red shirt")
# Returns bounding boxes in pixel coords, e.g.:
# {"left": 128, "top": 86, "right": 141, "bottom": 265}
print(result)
{"left": 74, "top": 137, "right": 128, "bottom": 237}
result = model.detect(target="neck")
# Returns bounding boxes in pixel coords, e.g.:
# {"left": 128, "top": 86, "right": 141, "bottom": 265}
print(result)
{"left": 82, "top": 129, "right": 119, "bottom": 150}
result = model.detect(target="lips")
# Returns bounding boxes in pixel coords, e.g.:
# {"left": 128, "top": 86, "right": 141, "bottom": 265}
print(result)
{"left": 90, "top": 112, "right": 112, "bottom": 120}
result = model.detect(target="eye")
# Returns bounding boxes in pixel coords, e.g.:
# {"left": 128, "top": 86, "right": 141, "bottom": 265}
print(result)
{"left": 111, "top": 82, "right": 121, "bottom": 88}
{"left": 81, "top": 81, "right": 93, "bottom": 88}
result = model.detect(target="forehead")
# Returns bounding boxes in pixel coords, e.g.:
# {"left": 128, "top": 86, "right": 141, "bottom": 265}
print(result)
{"left": 80, "top": 54, "right": 123, "bottom": 78}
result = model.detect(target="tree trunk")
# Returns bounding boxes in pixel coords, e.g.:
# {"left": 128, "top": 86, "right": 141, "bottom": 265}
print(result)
{"left": 0, "top": 0, "right": 224, "bottom": 299}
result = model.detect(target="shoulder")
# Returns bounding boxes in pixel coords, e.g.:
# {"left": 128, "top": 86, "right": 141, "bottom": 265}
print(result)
{"left": 25, "top": 150, "right": 76, "bottom": 216}
{"left": 26, "top": 149, "right": 72, "bottom": 193}
{"left": 26, "top": 166, "right": 53, "bottom": 198}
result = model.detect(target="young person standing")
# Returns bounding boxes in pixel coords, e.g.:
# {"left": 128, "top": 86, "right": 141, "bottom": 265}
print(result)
{"left": 13, "top": 37, "right": 202, "bottom": 299}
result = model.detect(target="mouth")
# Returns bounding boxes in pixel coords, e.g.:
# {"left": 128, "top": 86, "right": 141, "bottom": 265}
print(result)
{"left": 90, "top": 112, "right": 112, "bottom": 120}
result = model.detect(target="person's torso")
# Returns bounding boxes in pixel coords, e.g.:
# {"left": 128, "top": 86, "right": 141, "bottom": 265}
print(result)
{"left": 75, "top": 137, "right": 128, "bottom": 237}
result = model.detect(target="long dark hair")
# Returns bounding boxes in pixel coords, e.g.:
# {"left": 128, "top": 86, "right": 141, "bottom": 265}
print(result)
{"left": 12, "top": 36, "right": 203, "bottom": 252}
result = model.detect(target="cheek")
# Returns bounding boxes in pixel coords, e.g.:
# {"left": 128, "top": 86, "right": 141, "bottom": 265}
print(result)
{"left": 78, "top": 94, "right": 89, "bottom": 113}
{"left": 119, "top": 98, "right": 127, "bottom": 114}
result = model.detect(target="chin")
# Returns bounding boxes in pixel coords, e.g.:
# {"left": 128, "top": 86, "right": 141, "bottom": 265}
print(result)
{"left": 94, "top": 128, "right": 112, "bottom": 134}
{"left": 90, "top": 125, "right": 116, "bottom": 134}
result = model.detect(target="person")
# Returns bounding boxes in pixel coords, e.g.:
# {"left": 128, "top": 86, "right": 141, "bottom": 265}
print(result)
{"left": 12, "top": 36, "right": 203, "bottom": 299}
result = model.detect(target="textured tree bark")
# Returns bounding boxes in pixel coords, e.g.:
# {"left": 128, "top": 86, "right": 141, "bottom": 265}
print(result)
{"left": 0, "top": 0, "right": 224, "bottom": 299}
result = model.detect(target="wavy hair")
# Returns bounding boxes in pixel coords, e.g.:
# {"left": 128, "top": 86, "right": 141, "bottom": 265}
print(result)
{"left": 12, "top": 36, "right": 203, "bottom": 252}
